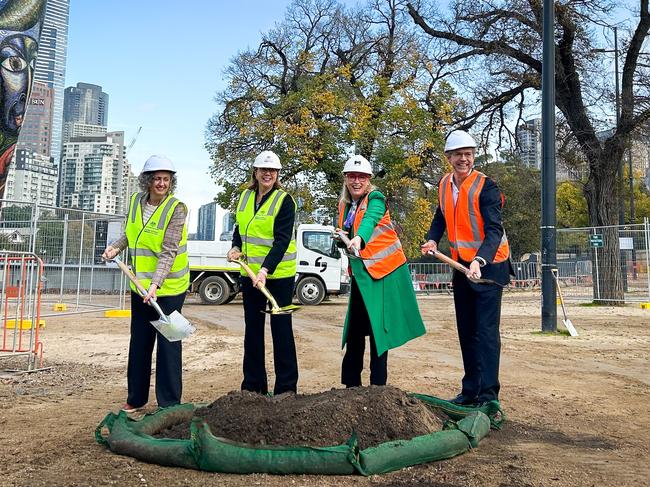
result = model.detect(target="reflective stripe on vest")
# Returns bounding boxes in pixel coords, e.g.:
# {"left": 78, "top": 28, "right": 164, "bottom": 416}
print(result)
{"left": 438, "top": 171, "right": 510, "bottom": 263}
{"left": 124, "top": 192, "right": 189, "bottom": 296}
{"left": 337, "top": 192, "right": 407, "bottom": 279}
{"left": 235, "top": 188, "right": 297, "bottom": 278}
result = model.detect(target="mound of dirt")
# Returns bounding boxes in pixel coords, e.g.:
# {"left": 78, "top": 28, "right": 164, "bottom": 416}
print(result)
{"left": 155, "top": 385, "right": 444, "bottom": 449}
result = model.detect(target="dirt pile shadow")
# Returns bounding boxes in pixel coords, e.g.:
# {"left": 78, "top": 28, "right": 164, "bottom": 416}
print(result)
{"left": 156, "top": 385, "right": 444, "bottom": 449}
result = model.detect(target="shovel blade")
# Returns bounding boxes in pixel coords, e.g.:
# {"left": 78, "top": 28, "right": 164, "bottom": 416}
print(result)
{"left": 262, "top": 304, "right": 301, "bottom": 315}
{"left": 563, "top": 318, "right": 578, "bottom": 337}
{"left": 150, "top": 310, "right": 196, "bottom": 342}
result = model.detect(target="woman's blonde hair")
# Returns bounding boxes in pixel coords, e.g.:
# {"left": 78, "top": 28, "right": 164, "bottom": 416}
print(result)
{"left": 247, "top": 168, "right": 282, "bottom": 191}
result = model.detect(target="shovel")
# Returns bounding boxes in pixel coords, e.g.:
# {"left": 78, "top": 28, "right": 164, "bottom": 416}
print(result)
{"left": 113, "top": 256, "right": 196, "bottom": 342}
{"left": 332, "top": 229, "right": 361, "bottom": 258}
{"left": 232, "top": 256, "right": 300, "bottom": 315}
{"left": 427, "top": 249, "right": 507, "bottom": 288}
{"left": 551, "top": 268, "right": 578, "bottom": 336}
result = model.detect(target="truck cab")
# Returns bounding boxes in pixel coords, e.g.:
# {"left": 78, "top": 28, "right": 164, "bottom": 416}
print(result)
{"left": 294, "top": 224, "right": 349, "bottom": 305}
{"left": 187, "top": 223, "right": 349, "bottom": 306}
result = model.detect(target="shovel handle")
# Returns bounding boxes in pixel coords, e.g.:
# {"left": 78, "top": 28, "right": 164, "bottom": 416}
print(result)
{"left": 428, "top": 250, "right": 506, "bottom": 287}
{"left": 113, "top": 256, "right": 148, "bottom": 295}
{"left": 332, "top": 229, "right": 360, "bottom": 258}
{"left": 234, "top": 258, "right": 281, "bottom": 310}
{"left": 113, "top": 256, "right": 165, "bottom": 316}
{"left": 429, "top": 249, "right": 471, "bottom": 275}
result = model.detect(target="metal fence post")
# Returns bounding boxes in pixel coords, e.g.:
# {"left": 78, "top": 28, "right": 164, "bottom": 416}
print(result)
{"left": 29, "top": 203, "right": 37, "bottom": 254}
{"left": 75, "top": 213, "right": 85, "bottom": 310}
{"left": 89, "top": 219, "right": 96, "bottom": 303}
{"left": 593, "top": 228, "right": 601, "bottom": 300}
{"left": 645, "top": 217, "right": 650, "bottom": 301}
{"left": 59, "top": 213, "right": 68, "bottom": 302}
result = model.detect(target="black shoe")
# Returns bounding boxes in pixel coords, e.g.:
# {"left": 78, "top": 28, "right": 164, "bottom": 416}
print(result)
{"left": 449, "top": 393, "right": 479, "bottom": 406}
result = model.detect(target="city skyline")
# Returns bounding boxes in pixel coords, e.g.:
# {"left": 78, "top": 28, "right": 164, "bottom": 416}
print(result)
{"left": 65, "top": 0, "right": 295, "bottom": 230}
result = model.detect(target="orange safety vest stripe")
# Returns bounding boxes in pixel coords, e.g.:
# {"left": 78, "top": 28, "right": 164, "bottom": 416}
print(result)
{"left": 439, "top": 170, "right": 510, "bottom": 263}
{"left": 338, "top": 193, "right": 407, "bottom": 279}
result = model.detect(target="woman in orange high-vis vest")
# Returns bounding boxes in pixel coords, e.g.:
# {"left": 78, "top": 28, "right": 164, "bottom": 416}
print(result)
{"left": 338, "top": 155, "right": 425, "bottom": 387}
{"left": 421, "top": 130, "right": 513, "bottom": 407}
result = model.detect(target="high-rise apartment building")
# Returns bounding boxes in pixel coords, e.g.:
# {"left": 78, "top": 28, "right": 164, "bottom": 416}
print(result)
{"left": 516, "top": 118, "right": 542, "bottom": 169}
{"left": 32, "top": 0, "right": 70, "bottom": 163}
{"left": 16, "top": 82, "right": 54, "bottom": 157}
{"left": 196, "top": 202, "right": 217, "bottom": 240}
{"left": 63, "top": 82, "right": 109, "bottom": 127}
{"left": 62, "top": 122, "right": 107, "bottom": 143}
{"left": 4, "top": 150, "right": 58, "bottom": 207}
{"left": 59, "top": 132, "right": 128, "bottom": 214}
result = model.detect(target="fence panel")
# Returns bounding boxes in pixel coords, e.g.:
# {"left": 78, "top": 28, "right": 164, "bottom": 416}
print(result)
{"left": 557, "top": 220, "right": 650, "bottom": 303}
{"left": 0, "top": 252, "right": 45, "bottom": 371}
{"left": 1, "top": 200, "right": 129, "bottom": 316}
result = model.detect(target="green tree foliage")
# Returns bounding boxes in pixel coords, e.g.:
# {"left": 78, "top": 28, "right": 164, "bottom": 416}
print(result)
{"left": 206, "top": 0, "right": 461, "bottom": 256}
{"left": 480, "top": 160, "right": 541, "bottom": 260}
{"left": 557, "top": 181, "right": 589, "bottom": 228}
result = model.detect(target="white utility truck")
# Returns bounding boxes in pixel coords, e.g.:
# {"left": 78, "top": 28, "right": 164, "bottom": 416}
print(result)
{"left": 188, "top": 224, "right": 350, "bottom": 306}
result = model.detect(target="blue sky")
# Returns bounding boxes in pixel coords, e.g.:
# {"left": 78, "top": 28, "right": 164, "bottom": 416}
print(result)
{"left": 65, "top": 1, "right": 296, "bottom": 230}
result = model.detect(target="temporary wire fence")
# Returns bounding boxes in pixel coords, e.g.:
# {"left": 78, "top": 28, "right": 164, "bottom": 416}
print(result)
{"left": 409, "top": 218, "right": 650, "bottom": 304}
{"left": 0, "top": 199, "right": 129, "bottom": 316}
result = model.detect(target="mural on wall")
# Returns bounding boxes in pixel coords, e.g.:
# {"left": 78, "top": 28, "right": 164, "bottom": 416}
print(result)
{"left": 0, "top": 0, "right": 46, "bottom": 199}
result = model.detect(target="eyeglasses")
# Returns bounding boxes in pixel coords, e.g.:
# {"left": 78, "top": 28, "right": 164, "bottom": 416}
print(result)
{"left": 257, "top": 168, "right": 278, "bottom": 174}
{"left": 345, "top": 174, "right": 369, "bottom": 181}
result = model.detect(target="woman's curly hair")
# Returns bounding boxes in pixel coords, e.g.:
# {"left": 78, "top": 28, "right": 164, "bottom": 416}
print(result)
{"left": 138, "top": 171, "right": 177, "bottom": 194}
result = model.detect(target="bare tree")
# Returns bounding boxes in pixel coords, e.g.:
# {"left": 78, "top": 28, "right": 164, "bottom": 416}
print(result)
{"left": 407, "top": 0, "right": 650, "bottom": 302}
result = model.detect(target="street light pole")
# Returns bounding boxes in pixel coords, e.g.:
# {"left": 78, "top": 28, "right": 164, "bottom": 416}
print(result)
{"left": 541, "top": 0, "right": 557, "bottom": 332}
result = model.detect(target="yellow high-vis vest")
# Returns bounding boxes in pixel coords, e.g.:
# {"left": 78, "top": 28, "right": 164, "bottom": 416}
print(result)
{"left": 235, "top": 188, "right": 297, "bottom": 278}
{"left": 125, "top": 192, "right": 189, "bottom": 296}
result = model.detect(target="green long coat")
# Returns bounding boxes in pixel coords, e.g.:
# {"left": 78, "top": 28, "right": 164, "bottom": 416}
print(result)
{"left": 341, "top": 191, "right": 426, "bottom": 356}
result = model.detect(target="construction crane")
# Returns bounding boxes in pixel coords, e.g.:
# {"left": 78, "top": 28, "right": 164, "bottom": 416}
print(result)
{"left": 125, "top": 126, "right": 142, "bottom": 156}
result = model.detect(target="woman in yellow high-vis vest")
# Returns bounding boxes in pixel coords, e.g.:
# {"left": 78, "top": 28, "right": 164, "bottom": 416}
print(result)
{"left": 337, "top": 155, "right": 425, "bottom": 387}
{"left": 227, "top": 150, "right": 299, "bottom": 395}
{"left": 102, "top": 155, "right": 189, "bottom": 413}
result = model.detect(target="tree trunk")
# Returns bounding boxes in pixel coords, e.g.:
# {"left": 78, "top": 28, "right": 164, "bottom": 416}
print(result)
{"left": 583, "top": 155, "right": 625, "bottom": 304}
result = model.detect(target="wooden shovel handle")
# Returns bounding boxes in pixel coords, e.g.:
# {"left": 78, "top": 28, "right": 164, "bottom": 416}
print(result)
{"left": 430, "top": 249, "right": 471, "bottom": 275}
{"left": 114, "top": 256, "right": 148, "bottom": 296}
{"left": 234, "top": 258, "right": 280, "bottom": 309}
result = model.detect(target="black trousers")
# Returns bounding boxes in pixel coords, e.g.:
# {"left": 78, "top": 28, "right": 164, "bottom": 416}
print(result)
{"left": 341, "top": 278, "right": 388, "bottom": 387}
{"left": 127, "top": 291, "right": 185, "bottom": 408}
{"left": 452, "top": 271, "right": 502, "bottom": 402}
{"left": 240, "top": 276, "right": 298, "bottom": 395}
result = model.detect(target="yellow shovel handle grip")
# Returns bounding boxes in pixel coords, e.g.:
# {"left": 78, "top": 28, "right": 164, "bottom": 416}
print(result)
{"left": 236, "top": 259, "right": 281, "bottom": 309}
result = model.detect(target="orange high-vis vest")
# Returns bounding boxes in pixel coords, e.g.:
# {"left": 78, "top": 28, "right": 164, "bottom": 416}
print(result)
{"left": 338, "top": 192, "right": 407, "bottom": 279}
{"left": 439, "top": 170, "right": 510, "bottom": 263}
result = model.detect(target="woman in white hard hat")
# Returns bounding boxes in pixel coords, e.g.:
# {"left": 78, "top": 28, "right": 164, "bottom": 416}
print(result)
{"left": 102, "top": 155, "right": 189, "bottom": 413}
{"left": 337, "top": 155, "right": 425, "bottom": 387}
{"left": 226, "top": 150, "right": 299, "bottom": 395}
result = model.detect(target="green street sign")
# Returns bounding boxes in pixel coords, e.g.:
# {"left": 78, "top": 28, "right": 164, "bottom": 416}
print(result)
{"left": 590, "top": 234, "right": 603, "bottom": 248}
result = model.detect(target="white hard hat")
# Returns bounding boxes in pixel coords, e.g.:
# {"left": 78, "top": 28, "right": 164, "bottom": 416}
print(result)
{"left": 342, "top": 154, "right": 373, "bottom": 176}
{"left": 253, "top": 150, "right": 282, "bottom": 169}
{"left": 141, "top": 155, "right": 176, "bottom": 174}
{"left": 444, "top": 130, "right": 477, "bottom": 152}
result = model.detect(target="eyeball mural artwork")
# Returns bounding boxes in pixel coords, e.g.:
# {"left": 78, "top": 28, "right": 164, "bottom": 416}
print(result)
{"left": 0, "top": 0, "right": 46, "bottom": 198}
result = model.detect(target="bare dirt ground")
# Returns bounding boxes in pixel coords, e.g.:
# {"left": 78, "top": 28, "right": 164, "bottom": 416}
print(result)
{"left": 0, "top": 292, "right": 648, "bottom": 487}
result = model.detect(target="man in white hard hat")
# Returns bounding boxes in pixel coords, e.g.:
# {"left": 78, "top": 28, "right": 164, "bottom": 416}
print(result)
{"left": 421, "top": 130, "right": 513, "bottom": 407}
{"left": 102, "top": 154, "right": 189, "bottom": 414}
{"left": 227, "top": 150, "right": 299, "bottom": 395}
